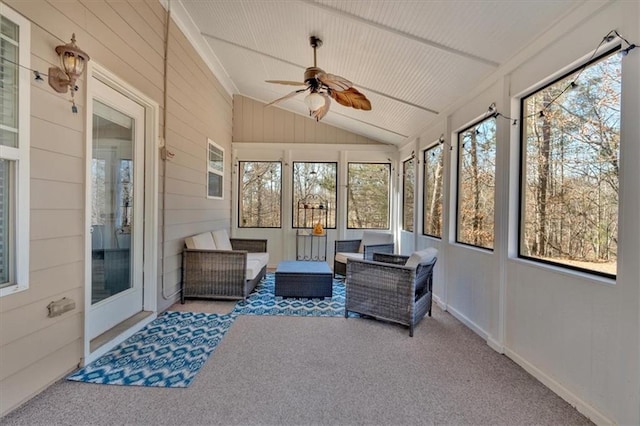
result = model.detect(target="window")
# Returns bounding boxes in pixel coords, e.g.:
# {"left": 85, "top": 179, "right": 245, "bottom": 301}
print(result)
{"left": 520, "top": 48, "right": 621, "bottom": 277}
{"left": 207, "top": 139, "right": 224, "bottom": 199}
{"left": 238, "top": 161, "right": 282, "bottom": 228}
{"left": 0, "top": 5, "right": 29, "bottom": 296}
{"left": 292, "top": 162, "right": 336, "bottom": 228}
{"left": 457, "top": 117, "right": 496, "bottom": 249}
{"left": 347, "top": 163, "right": 390, "bottom": 229}
{"left": 423, "top": 144, "right": 444, "bottom": 238}
{"left": 402, "top": 157, "right": 415, "bottom": 232}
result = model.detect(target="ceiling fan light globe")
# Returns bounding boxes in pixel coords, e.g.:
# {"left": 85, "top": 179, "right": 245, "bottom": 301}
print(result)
{"left": 304, "top": 92, "right": 325, "bottom": 112}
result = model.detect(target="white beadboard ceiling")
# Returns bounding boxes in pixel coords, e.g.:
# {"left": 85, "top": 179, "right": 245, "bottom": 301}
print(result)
{"left": 172, "top": 0, "right": 583, "bottom": 146}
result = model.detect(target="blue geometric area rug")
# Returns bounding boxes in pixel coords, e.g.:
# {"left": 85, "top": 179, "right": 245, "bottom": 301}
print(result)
{"left": 233, "top": 273, "right": 358, "bottom": 318}
{"left": 67, "top": 273, "right": 354, "bottom": 388}
{"left": 66, "top": 311, "right": 235, "bottom": 388}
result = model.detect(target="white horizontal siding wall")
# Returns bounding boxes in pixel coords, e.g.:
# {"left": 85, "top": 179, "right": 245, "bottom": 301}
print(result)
{"left": 0, "top": 0, "right": 232, "bottom": 415}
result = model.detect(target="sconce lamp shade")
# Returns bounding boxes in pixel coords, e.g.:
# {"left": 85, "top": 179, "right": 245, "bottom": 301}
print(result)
{"left": 304, "top": 92, "right": 325, "bottom": 112}
{"left": 49, "top": 33, "right": 90, "bottom": 94}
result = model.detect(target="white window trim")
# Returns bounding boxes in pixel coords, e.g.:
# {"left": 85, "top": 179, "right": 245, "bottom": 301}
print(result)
{"left": 0, "top": 4, "right": 30, "bottom": 297}
{"left": 206, "top": 138, "right": 224, "bottom": 199}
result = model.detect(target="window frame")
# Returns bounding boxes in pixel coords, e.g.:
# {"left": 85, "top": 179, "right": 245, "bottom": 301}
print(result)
{"left": 455, "top": 116, "right": 496, "bottom": 250}
{"left": 0, "top": 4, "right": 30, "bottom": 297}
{"left": 237, "top": 160, "right": 282, "bottom": 228}
{"left": 291, "top": 161, "right": 337, "bottom": 229}
{"left": 422, "top": 143, "right": 444, "bottom": 239}
{"left": 517, "top": 45, "right": 621, "bottom": 279}
{"left": 402, "top": 157, "right": 415, "bottom": 232}
{"left": 346, "top": 162, "right": 391, "bottom": 230}
{"left": 206, "top": 138, "right": 224, "bottom": 200}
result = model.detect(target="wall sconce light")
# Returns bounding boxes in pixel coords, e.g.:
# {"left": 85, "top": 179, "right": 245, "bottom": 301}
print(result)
{"left": 48, "top": 33, "right": 90, "bottom": 112}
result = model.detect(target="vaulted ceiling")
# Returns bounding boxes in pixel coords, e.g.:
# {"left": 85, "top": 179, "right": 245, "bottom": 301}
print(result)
{"left": 169, "top": 0, "right": 583, "bottom": 146}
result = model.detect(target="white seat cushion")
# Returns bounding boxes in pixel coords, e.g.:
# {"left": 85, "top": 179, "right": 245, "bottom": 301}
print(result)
{"left": 247, "top": 252, "right": 269, "bottom": 269}
{"left": 358, "top": 231, "right": 393, "bottom": 253}
{"left": 185, "top": 232, "right": 217, "bottom": 250}
{"left": 335, "top": 252, "right": 364, "bottom": 264}
{"left": 212, "top": 229, "right": 233, "bottom": 251}
{"left": 405, "top": 248, "right": 438, "bottom": 269}
{"left": 246, "top": 260, "right": 264, "bottom": 280}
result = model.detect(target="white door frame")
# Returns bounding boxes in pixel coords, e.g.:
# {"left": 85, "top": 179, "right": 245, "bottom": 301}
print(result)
{"left": 83, "top": 63, "right": 159, "bottom": 365}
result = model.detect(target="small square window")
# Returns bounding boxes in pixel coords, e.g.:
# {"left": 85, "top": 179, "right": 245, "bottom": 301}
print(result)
{"left": 207, "top": 139, "right": 224, "bottom": 199}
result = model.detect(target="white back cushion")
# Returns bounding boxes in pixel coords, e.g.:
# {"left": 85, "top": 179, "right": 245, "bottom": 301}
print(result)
{"left": 185, "top": 232, "right": 216, "bottom": 250}
{"left": 359, "top": 231, "right": 393, "bottom": 253}
{"left": 212, "top": 229, "right": 233, "bottom": 251}
{"left": 405, "top": 248, "right": 438, "bottom": 269}
{"left": 335, "top": 252, "right": 364, "bottom": 264}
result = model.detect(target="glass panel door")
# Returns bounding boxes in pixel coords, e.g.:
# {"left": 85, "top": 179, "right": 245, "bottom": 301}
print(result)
{"left": 88, "top": 78, "right": 144, "bottom": 341}
{"left": 91, "top": 101, "right": 134, "bottom": 303}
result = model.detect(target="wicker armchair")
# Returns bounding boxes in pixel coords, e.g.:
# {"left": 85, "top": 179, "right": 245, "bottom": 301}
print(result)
{"left": 181, "top": 233, "right": 268, "bottom": 302}
{"left": 333, "top": 231, "right": 394, "bottom": 278}
{"left": 345, "top": 249, "right": 437, "bottom": 336}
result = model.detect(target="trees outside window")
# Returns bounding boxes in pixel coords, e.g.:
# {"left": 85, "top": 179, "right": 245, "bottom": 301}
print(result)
{"left": 423, "top": 144, "right": 444, "bottom": 238}
{"left": 293, "top": 162, "right": 336, "bottom": 228}
{"left": 457, "top": 118, "right": 496, "bottom": 249}
{"left": 347, "top": 163, "right": 390, "bottom": 229}
{"left": 238, "top": 161, "right": 281, "bottom": 228}
{"left": 520, "top": 48, "right": 621, "bottom": 277}
{"left": 402, "top": 158, "right": 415, "bottom": 232}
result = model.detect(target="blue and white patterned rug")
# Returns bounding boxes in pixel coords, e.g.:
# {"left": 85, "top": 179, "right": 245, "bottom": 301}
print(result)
{"left": 67, "top": 311, "right": 235, "bottom": 388}
{"left": 233, "top": 273, "right": 357, "bottom": 317}
{"left": 68, "top": 273, "right": 354, "bottom": 388}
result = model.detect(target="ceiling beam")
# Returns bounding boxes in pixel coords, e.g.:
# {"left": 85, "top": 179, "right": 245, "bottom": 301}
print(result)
{"left": 201, "top": 32, "right": 439, "bottom": 115}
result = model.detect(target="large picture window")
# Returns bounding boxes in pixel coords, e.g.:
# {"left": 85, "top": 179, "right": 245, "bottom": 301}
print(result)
{"left": 238, "top": 161, "right": 282, "bottom": 228}
{"left": 423, "top": 144, "right": 444, "bottom": 238}
{"left": 520, "top": 48, "right": 621, "bottom": 277}
{"left": 207, "top": 139, "right": 224, "bottom": 199}
{"left": 0, "top": 5, "right": 29, "bottom": 296}
{"left": 292, "top": 162, "right": 336, "bottom": 228}
{"left": 347, "top": 163, "right": 390, "bottom": 229}
{"left": 402, "top": 158, "right": 415, "bottom": 232}
{"left": 457, "top": 118, "right": 496, "bottom": 249}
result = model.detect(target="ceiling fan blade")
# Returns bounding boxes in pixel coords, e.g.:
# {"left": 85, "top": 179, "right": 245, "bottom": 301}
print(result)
{"left": 311, "top": 93, "right": 331, "bottom": 121}
{"left": 330, "top": 87, "right": 372, "bottom": 111}
{"left": 265, "top": 80, "right": 307, "bottom": 86}
{"left": 266, "top": 87, "right": 308, "bottom": 106}
{"left": 317, "top": 73, "right": 352, "bottom": 91}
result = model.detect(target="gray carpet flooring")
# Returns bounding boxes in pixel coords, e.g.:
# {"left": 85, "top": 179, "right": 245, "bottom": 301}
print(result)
{"left": 2, "top": 302, "right": 592, "bottom": 425}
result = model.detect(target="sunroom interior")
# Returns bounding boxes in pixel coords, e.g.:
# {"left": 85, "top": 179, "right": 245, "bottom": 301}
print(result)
{"left": 0, "top": 0, "right": 638, "bottom": 425}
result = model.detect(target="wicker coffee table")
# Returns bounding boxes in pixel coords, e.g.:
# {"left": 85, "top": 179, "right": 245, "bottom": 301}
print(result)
{"left": 274, "top": 261, "right": 333, "bottom": 298}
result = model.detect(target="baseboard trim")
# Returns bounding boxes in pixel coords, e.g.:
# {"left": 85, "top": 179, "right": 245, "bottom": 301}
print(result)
{"left": 432, "top": 295, "right": 447, "bottom": 311}
{"left": 487, "top": 335, "right": 504, "bottom": 354}
{"left": 504, "top": 347, "right": 614, "bottom": 426}
{"left": 445, "top": 304, "right": 488, "bottom": 341}
{"left": 422, "top": 295, "right": 612, "bottom": 424}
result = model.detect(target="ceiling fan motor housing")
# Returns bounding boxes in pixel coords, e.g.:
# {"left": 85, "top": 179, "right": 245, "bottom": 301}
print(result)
{"left": 304, "top": 67, "right": 324, "bottom": 90}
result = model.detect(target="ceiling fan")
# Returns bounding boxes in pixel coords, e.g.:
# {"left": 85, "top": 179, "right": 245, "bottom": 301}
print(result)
{"left": 266, "top": 36, "right": 371, "bottom": 121}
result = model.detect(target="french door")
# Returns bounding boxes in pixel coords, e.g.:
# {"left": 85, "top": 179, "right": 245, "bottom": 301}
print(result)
{"left": 87, "top": 78, "right": 145, "bottom": 341}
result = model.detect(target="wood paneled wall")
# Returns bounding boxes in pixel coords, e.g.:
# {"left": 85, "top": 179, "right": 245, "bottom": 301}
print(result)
{"left": 233, "top": 95, "right": 384, "bottom": 145}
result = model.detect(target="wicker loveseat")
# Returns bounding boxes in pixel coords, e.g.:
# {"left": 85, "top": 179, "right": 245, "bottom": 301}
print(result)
{"left": 181, "top": 229, "right": 268, "bottom": 301}
{"left": 345, "top": 248, "right": 437, "bottom": 336}
{"left": 333, "top": 231, "right": 394, "bottom": 278}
